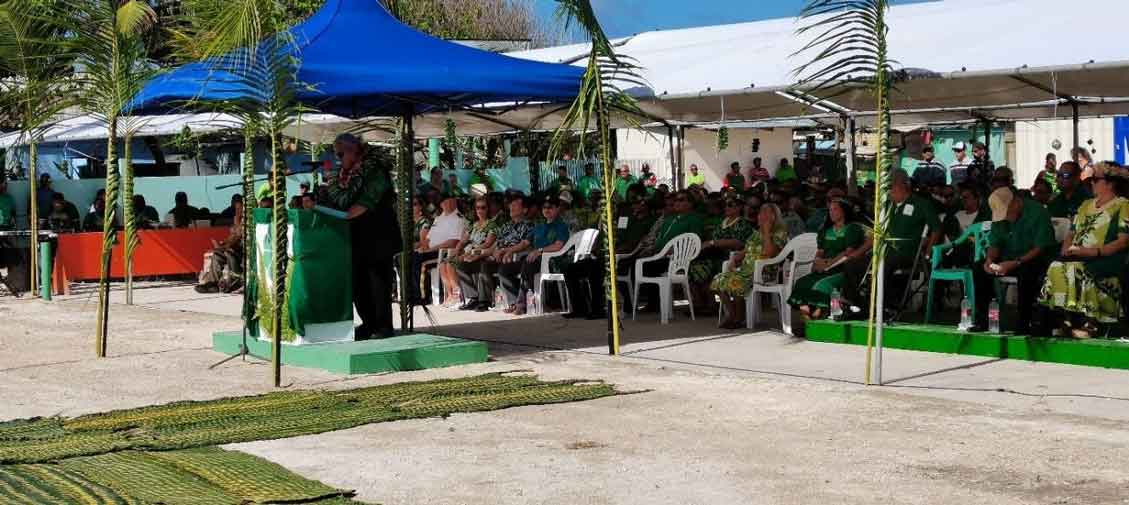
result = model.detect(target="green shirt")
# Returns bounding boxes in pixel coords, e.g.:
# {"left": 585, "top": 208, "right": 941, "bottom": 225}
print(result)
{"left": 775, "top": 166, "right": 797, "bottom": 182}
{"left": 323, "top": 153, "right": 390, "bottom": 211}
{"left": 989, "top": 197, "right": 1056, "bottom": 261}
{"left": 887, "top": 193, "right": 941, "bottom": 259}
{"left": 686, "top": 173, "right": 706, "bottom": 188}
{"left": 1046, "top": 187, "right": 1091, "bottom": 219}
{"left": 725, "top": 173, "right": 745, "bottom": 189}
{"left": 0, "top": 193, "right": 14, "bottom": 229}
{"left": 468, "top": 172, "right": 494, "bottom": 193}
{"left": 653, "top": 212, "right": 704, "bottom": 252}
{"left": 577, "top": 175, "right": 601, "bottom": 198}
{"left": 615, "top": 214, "right": 656, "bottom": 253}
{"left": 614, "top": 176, "right": 636, "bottom": 200}
{"left": 818, "top": 222, "right": 866, "bottom": 259}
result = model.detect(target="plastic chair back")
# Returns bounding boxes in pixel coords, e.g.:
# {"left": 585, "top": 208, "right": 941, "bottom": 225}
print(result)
{"left": 661, "top": 233, "right": 702, "bottom": 278}
{"left": 787, "top": 233, "right": 819, "bottom": 284}
{"left": 573, "top": 229, "right": 600, "bottom": 261}
{"left": 931, "top": 222, "right": 992, "bottom": 270}
{"left": 1051, "top": 218, "right": 1071, "bottom": 243}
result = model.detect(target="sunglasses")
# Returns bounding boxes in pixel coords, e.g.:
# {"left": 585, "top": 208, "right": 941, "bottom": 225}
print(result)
{"left": 475, "top": 205, "right": 488, "bottom": 210}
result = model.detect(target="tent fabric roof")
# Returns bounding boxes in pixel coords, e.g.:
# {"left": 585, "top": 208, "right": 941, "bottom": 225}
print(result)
{"left": 129, "top": 0, "right": 582, "bottom": 117}
{"left": 506, "top": 0, "right": 1129, "bottom": 126}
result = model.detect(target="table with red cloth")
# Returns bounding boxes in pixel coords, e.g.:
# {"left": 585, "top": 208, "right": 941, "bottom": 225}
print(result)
{"left": 51, "top": 227, "right": 233, "bottom": 295}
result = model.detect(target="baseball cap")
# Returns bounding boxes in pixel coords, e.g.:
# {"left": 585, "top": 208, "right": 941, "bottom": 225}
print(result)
{"left": 558, "top": 191, "right": 574, "bottom": 204}
{"left": 952, "top": 141, "right": 967, "bottom": 151}
{"left": 988, "top": 187, "right": 1014, "bottom": 222}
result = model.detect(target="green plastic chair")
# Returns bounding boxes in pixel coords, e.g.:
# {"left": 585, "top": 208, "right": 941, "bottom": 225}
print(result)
{"left": 925, "top": 221, "right": 993, "bottom": 324}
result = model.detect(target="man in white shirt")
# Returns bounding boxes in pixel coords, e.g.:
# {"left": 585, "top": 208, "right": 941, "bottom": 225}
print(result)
{"left": 948, "top": 142, "right": 972, "bottom": 185}
{"left": 410, "top": 193, "right": 464, "bottom": 304}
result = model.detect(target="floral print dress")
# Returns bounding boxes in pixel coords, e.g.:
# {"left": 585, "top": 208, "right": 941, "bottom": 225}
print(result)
{"left": 689, "top": 217, "right": 754, "bottom": 284}
{"left": 709, "top": 224, "right": 790, "bottom": 297}
{"left": 1038, "top": 197, "right": 1129, "bottom": 323}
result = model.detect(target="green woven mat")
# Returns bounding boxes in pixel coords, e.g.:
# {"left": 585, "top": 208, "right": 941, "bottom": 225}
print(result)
{"left": 0, "top": 448, "right": 352, "bottom": 504}
{"left": 1, "top": 373, "right": 618, "bottom": 465}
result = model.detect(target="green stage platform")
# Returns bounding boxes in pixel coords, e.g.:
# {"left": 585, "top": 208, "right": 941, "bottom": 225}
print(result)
{"left": 213, "top": 331, "right": 489, "bottom": 375}
{"left": 806, "top": 320, "right": 1129, "bottom": 370}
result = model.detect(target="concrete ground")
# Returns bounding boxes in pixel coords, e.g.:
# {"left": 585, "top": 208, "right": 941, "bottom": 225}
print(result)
{"left": 2, "top": 281, "right": 1128, "bottom": 504}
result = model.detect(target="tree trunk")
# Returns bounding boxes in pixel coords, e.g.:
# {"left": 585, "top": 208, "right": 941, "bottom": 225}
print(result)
{"left": 864, "top": 4, "right": 892, "bottom": 386}
{"left": 123, "top": 135, "right": 136, "bottom": 305}
{"left": 242, "top": 127, "right": 256, "bottom": 343}
{"left": 269, "top": 130, "right": 287, "bottom": 387}
{"left": 95, "top": 116, "right": 119, "bottom": 358}
{"left": 29, "top": 143, "right": 39, "bottom": 297}
{"left": 398, "top": 114, "right": 415, "bottom": 332}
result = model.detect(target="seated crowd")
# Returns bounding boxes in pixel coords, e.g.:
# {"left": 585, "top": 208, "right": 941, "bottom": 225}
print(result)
{"left": 409, "top": 153, "right": 1129, "bottom": 340}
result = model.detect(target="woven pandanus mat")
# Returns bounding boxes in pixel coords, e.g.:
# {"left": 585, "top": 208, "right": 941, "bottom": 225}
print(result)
{"left": 0, "top": 448, "right": 352, "bottom": 504}
{"left": 0, "top": 373, "right": 618, "bottom": 465}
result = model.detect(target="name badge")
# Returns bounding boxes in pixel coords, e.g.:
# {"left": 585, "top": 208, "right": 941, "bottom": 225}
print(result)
{"left": 981, "top": 222, "right": 991, "bottom": 232}
{"left": 617, "top": 217, "right": 629, "bottom": 229}
{"left": 902, "top": 204, "right": 915, "bottom": 216}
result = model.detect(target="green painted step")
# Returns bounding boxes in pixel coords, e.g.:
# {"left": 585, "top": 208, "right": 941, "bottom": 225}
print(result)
{"left": 213, "top": 331, "right": 488, "bottom": 374}
{"left": 806, "top": 320, "right": 1129, "bottom": 370}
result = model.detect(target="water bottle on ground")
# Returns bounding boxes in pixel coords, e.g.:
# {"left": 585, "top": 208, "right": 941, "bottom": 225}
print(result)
{"left": 958, "top": 297, "right": 972, "bottom": 331}
{"left": 829, "top": 289, "right": 843, "bottom": 321}
{"left": 493, "top": 288, "right": 505, "bottom": 311}
{"left": 525, "top": 290, "right": 536, "bottom": 314}
{"left": 988, "top": 299, "right": 1000, "bottom": 334}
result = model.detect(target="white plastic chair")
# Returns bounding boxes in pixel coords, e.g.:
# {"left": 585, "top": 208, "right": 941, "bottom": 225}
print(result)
{"left": 632, "top": 233, "right": 701, "bottom": 324}
{"left": 420, "top": 248, "right": 453, "bottom": 305}
{"left": 615, "top": 245, "right": 642, "bottom": 315}
{"left": 746, "top": 233, "right": 818, "bottom": 335}
{"left": 1051, "top": 218, "right": 1071, "bottom": 243}
{"left": 534, "top": 229, "right": 600, "bottom": 315}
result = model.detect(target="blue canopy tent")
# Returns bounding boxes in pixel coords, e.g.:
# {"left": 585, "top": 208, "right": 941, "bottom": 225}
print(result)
{"left": 129, "top": 0, "right": 583, "bottom": 367}
{"left": 129, "top": 0, "right": 583, "bottom": 118}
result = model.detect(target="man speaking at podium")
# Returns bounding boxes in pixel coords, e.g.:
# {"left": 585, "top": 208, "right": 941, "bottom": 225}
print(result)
{"left": 324, "top": 133, "right": 402, "bottom": 340}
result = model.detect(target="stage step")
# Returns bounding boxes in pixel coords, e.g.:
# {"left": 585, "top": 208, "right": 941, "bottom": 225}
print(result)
{"left": 213, "top": 331, "right": 489, "bottom": 374}
{"left": 806, "top": 321, "right": 1129, "bottom": 370}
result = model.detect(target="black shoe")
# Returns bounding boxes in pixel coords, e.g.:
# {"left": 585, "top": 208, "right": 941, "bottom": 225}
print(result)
{"left": 475, "top": 302, "right": 491, "bottom": 312}
{"left": 562, "top": 312, "right": 584, "bottom": 319}
{"left": 194, "top": 283, "right": 219, "bottom": 294}
{"left": 458, "top": 301, "right": 479, "bottom": 311}
{"left": 354, "top": 324, "right": 374, "bottom": 341}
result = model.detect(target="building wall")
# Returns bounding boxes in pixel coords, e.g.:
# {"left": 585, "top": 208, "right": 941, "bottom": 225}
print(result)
{"left": 1015, "top": 118, "right": 1113, "bottom": 188}
{"left": 616, "top": 126, "right": 793, "bottom": 190}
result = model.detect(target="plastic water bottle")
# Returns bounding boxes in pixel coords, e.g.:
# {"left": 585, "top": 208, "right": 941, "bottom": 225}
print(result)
{"left": 829, "top": 289, "right": 843, "bottom": 321}
{"left": 525, "top": 291, "right": 536, "bottom": 314}
{"left": 988, "top": 299, "right": 1000, "bottom": 334}
{"left": 958, "top": 298, "right": 972, "bottom": 331}
{"left": 493, "top": 288, "right": 505, "bottom": 311}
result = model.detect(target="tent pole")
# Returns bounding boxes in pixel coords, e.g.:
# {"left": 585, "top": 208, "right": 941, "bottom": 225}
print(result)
{"left": 1071, "top": 101, "right": 1080, "bottom": 149}
{"left": 831, "top": 122, "right": 842, "bottom": 183}
{"left": 677, "top": 126, "right": 686, "bottom": 188}
{"left": 399, "top": 111, "right": 416, "bottom": 333}
{"left": 666, "top": 125, "right": 678, "bottom": 189}
{"left": 846, "top": 116, "right": 857, "bottom": 196}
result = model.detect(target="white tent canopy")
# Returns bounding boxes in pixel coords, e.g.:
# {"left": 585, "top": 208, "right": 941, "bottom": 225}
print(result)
{"left": 501, "top": 0, "right": 1129, "bottom": 128}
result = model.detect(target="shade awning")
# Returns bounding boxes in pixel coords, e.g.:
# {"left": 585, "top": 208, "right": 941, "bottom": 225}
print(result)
{"left": 128, "top": 0, "right": 583, "bottom": 117}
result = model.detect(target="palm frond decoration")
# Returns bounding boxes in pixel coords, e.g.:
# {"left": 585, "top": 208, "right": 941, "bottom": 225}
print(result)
{"left": 51, "top": 0, "right": 160, "bottom": 357}
{"left": 0, "top": 0, "right": 75, "bottom": 298}
{"left": 793, "top": 0, "right": 894, "bottom": 384}
{"left": 168, "top": 0, "right": 311, "bottom": 387}
{"left": 551, "top": 0, "right": 650, "bottom": 356}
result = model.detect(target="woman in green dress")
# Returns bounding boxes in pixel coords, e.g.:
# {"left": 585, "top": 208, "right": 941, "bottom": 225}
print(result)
{"left": 690, "top": 197, "right": 754, "bottom": 314}
{"left": 710, "top": 203, "right": 790, "bottom": 329}
{"left": 1038, "top": 162, "right": 1129, "bottom": 337}
{"left": 787, "top": 198, "right": 872, "bottom": 320}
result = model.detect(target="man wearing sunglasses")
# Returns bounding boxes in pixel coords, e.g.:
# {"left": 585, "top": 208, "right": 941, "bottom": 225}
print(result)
{"left": 1046, "top": 162, "right": 1091, "bottom": 219}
